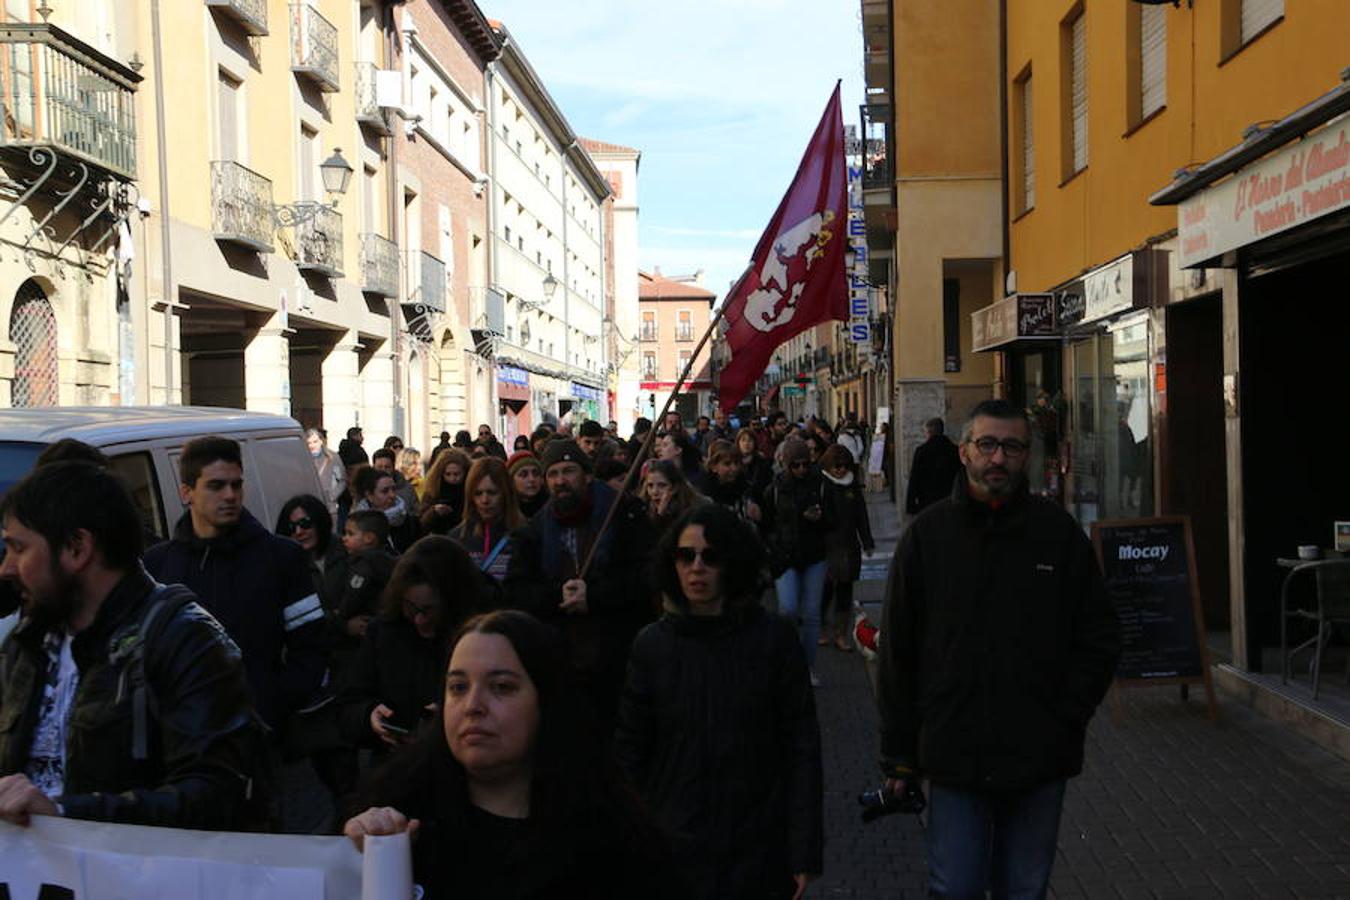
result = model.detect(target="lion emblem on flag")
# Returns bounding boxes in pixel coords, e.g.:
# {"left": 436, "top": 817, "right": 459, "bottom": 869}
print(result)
{"left": 744, "top": 210, "right": 837, "bottom": 333}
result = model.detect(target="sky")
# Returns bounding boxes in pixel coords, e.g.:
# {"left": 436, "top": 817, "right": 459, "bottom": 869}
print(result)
{"left": 480, "top": 0, "right": 866, "bottom": 302}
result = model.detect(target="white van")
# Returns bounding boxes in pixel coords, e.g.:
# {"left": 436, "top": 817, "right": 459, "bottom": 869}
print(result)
{"left": 0, "top": 406, "right": 325, "bottom": 544}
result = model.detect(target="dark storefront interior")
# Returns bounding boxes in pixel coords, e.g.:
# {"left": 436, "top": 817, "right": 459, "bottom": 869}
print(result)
{"left": 1163, "top": 294, "right": 1230, "bottom": 634}
{"left": 1238, "top": 248, "right": 1350, "bottom": 672}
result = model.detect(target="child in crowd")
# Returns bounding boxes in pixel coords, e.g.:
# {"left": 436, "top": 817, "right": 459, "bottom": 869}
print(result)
{"left": 332, "top": 510, "right": 397, "bottom": 656}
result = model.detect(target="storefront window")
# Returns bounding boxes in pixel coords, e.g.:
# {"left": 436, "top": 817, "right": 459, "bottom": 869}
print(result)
{"left": 1066, "top": 314, "right": 1154, "bottom": 530}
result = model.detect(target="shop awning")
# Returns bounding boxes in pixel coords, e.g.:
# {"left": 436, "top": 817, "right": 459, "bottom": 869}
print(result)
{"left": 971, "top": 293, "right": 1057, "bottom": 352}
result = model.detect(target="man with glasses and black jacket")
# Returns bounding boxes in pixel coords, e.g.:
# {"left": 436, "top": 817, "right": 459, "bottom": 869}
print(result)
{"left": 878, "top": 399, "right": 1120, "bottom": 899}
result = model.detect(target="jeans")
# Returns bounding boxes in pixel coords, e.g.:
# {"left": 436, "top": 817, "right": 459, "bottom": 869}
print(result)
{"left": 925, "top": 779, "right": 1067, "bottom": 899}
{"left": 775, "top": 560, "right": 827, "bottom": 667}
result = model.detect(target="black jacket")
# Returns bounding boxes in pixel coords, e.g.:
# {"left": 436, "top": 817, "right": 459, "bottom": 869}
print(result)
{"left": 822, "top": 474, "right": 875, "bottom": 582}
{"left": 904, "top": 435, "right": 963, "bottom": 514}
{"left": 878, "top": 482, "right": 1120, "bottom": 790}
{"left": 144, "top": 510, "right": 328, "bottom": 731}
{"left": 762, "top": 471, "right": 831, "bottom": 575}
{"left": 335, "top": 616, "right": 448, "bottom": 748}
{"left": 0, "top": 570, "right": 260, "bottom": 828}
{"left": 615, "top": 601, "right": 824, "bottom": 897}
{"left": 503, "top": 480, "right": 656, "bottom": 724}
{"left": 337, "top": 439, "right": 368, "bottom": 469}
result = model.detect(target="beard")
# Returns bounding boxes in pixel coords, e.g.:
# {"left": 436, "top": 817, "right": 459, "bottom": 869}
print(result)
{"left": 25, "top": 563, "right": 82, "bottom": 631}
{"left": 553, "top": 488, "right": 583, "bottom": 517}
{"left": 975, "top": 464, "right": 1023, "bottom": 499}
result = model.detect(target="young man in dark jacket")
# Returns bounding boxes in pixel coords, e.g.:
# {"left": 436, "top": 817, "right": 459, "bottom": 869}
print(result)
{"left": 879, "top": 400, "right": 1120, "bottom": 898}
{"left": 144, "top": 437, "right": 327, "bottom": 734}
{"left": 504, "top": 439, "right": 656, "bottom": 733}
{"left": 0, "top": 462, "right": 260, "bottom": 830}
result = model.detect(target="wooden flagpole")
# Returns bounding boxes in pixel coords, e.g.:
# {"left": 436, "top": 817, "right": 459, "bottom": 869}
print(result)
{"left": 577, "top": 267, "right": 751, "bottom": 579}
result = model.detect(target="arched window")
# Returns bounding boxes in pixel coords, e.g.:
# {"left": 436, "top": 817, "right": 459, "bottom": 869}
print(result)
{"left": 9, "top": 280, "right": 58, "bottom": 407}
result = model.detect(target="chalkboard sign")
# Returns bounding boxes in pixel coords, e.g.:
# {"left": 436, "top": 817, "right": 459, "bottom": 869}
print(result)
{"left": 1091, "top": 516, "right": 1217, "bottom": 718}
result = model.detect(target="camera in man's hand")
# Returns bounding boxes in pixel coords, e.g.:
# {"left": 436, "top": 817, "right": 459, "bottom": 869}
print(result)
{"left": 858, "top": 780, "right": 926, "bottom": 823}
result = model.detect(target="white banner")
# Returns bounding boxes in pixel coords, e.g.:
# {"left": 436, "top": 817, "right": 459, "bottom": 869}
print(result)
{"left": 0, "top": 816, "right": 398, "bottom": 900}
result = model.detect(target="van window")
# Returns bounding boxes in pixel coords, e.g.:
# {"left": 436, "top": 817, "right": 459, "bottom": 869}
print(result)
{"left": 108, "top": 451, "right": 168, "bottom": 541}
{"left": 0, "top": 442, "right": 44, "bottom": 497}
{"left": 246, "top": 435, "right": 323, "bottom": 530}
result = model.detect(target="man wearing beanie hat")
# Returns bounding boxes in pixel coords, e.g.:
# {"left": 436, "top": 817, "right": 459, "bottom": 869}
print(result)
{"left": 505, "top": 438, "right": 655, "bottom": 733}
{"left": 507, "top": 450, "right": 547, "bottom": 519}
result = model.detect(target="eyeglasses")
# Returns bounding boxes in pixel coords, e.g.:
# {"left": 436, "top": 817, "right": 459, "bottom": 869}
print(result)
{"left": 285, "top": 516, "right": 315, "bottom": 533}
{"left": 970, "top": 437, "right": 1030, "bottom": 458}
{"left": 673, "top": 546, "right": 725, "bottom": 567}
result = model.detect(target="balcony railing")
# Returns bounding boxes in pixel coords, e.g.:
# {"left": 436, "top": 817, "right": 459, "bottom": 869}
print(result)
{"left": 640, "top": 325, "right": 658, "bottom": 342}
{"left": 414, "top": 251, "right": 446, "bottom": 314}
{"left": 675, "top": 324, "right": 694, "bottom": 342}
{"left": 206, "top": 0, "right": 268, "bottom": 36}
{"left": 354, "top": 61, "right": 390, "bottom": 134}
{"left": 0, "top": 23, "right": 139, "bottom": 180}
{"left": 295, "top": 204, "right": 342, "bottom": 277}
{"left": 211, "top": 160, "right": 274, "bottom": 252}
{"left": 360, "top": 233, "right": 398, "bottom": 297}
{"left": 290, "top": 4, "right": 338, "bottom": 92}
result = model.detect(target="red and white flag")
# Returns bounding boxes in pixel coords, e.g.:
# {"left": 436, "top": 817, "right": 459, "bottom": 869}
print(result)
{"left": 717, "top": 84, "right": 849, "bottom": 414}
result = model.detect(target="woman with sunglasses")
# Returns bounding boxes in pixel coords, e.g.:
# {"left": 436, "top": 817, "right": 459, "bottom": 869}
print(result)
{"left": 762, "top": 439, "right": 832, "bottom": 687}
{"left": 344, "top": 610, "right": 683, "bottom": 899}
{"left": 616, "top": 504, "right": 823, "bottom": 899}
{"left": 275, "top": 494, "right": 361, "bottom": 810}
{"left": 336, "top": 536, "right": 484, "bottom": 759}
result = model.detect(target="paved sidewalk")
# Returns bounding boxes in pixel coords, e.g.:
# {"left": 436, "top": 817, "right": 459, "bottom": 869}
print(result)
{"left": 811, "top": 492, "right": 1350, "bottom": 899}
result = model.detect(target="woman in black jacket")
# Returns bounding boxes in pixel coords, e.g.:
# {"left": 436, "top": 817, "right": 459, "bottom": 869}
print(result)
{"left": 345, "top": 610, "right": 683, "bottom": 899}
{"left": 817, "top": 445, "right": 875, "bottom": 651}
{"left": 420, "top": 449, "right": 470, "bottom": 535}
{"left": 336, "top": 537, "right": 482, "bottom": 754}
{"left": 734, "top": 428, "right": 773, "bottom": 500}
{"left": 615, "top": 504, "right": 824, "bottom": 899}
{"left": 704, "top": 441, "right": 764, "bottom": 531}
{"left": 762, "top": 438, "right": 831, "bottom": 684}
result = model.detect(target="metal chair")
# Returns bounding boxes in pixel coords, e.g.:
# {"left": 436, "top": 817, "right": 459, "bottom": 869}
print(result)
{"left": 1280, "top": 559, "right": 1350, "bottom": 699}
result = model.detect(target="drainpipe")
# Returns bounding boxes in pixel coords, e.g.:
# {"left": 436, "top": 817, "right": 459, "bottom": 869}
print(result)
{"left": 484, "top": 60, "right": 499, "bottom": 431}
{"left": 387, "top": 2, "right": 404, "bottom": 436}
{"left": 150, "top": 0, "right": 174, "bottom": 403}
{"left": 560, "top": 149, "right": 570, "bottom": 403}
{"left": 996, "top": 0, "right": 1011, "bottom": 400}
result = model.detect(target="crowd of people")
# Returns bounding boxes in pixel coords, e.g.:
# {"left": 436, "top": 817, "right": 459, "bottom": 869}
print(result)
{"left": 0, "top": 402, "right": 1118, "bottom": 900}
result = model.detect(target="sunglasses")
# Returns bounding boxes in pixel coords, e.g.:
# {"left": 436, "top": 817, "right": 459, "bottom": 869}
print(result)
{"left": 285, "top": 516, "right": 315, "bottom": 533}
{"left": 673, "top": 546, "right": 725, "bottom": 567}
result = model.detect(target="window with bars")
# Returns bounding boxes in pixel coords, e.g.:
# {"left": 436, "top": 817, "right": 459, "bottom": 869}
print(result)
{"left": 641, "top": 311, "right": 657, "bottom": 341}
{"left": 1062, "top": 7, "right": 1087, "bottom": 179}
{"left": 1222, "top": 0, "right": 1283, "bottom": 60}
{"left": 676, "top": 310, "right": 693, "bottom": 342}
{"left": 1014, "top": 69, "right": 1034, "bottom": 213}
{"left": 8, "top": 280, "right": 58, "bottom": 408}
{"left": 1241, "top": 0, "right": 1283, "bottom": 43}
{"left": 1139, "top": 4, "right": 1166, "bottom": 121}
{"left": 642, "top": 351, "right": 657, "bottom": 378}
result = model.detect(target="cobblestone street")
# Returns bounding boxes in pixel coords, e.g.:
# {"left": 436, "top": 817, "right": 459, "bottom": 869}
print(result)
{"left": 812, "top": 493, "right": 1350, "bottom": 899}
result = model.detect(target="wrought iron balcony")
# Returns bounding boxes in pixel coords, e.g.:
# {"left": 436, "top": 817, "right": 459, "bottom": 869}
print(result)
{"left": 0, "top": 23, "right": 139, "bottom": 181}
{"left": 640, "top": 325, "right": 658, "bottom": 342}
{"left": 675, "top": 324, "right": 694, "bottom": 342}
{"left": 206, "top": 0, "right": 268, "bottom": 36}
{"left": 295, "top": 204, "right": 343, "bottom": 277}
{"left": 354, "top": 61, "right": 391, "bottom": 134}
{"left": 415, "top": 251, "right": 447, "bottom": 314}
{"left": 290, "top": 4, "right": 339, "bottom": 92}
{"left": 211, "top": 160, "right": 274, "bottom": 252}
{"left": 360, "top": 232, "right": 399, "bottom": 297}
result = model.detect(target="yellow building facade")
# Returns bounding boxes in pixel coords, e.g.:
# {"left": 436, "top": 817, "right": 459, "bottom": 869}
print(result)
{"left": 998, "top": 0, "right": 1350, "bottom": 742}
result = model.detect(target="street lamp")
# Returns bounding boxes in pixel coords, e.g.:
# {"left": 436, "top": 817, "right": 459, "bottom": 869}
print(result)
{"left": 273, "top": 147, "right": 353, "bottom": 228}
{"left": 542, "top": 272, "right": 559, "bottom": 300}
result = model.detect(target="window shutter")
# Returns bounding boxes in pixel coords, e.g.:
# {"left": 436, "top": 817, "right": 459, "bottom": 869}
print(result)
{"left": 1071, "top": 13, "right": 1088, "bottom": 173}
{"left": 1021, "top": 76, "right": 1035, "bottom": 210}
{"left": 1241, "top": 0, "right": 1283, "bottom": 44}
{"left": 1140, "top": 5, "right": 1167, "bottom": 118}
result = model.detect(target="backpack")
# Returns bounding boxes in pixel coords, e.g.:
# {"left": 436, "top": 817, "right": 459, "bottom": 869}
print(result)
{"left": 106, "top": 582, "right": 275, "bottom": 828}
